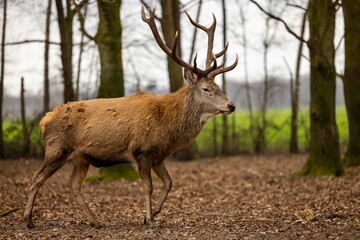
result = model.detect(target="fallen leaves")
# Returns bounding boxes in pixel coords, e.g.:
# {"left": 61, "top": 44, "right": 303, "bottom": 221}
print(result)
{"left": 0, "top": 155, "right": 360, "bottom": 239}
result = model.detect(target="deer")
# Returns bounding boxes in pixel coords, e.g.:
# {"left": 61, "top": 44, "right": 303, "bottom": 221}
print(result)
{"left": 23, "top": 5, "right": 238, "bottom": 228}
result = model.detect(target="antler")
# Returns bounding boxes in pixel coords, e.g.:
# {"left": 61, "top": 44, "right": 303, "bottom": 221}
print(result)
{"left": 185, "top": 12, "right": 238, "bottom": 79}
{"left": 141, "top": 5, "right": 237, "bottom": 79}
{"left": 141, "top": 5, "right": 217, "bottom": 78}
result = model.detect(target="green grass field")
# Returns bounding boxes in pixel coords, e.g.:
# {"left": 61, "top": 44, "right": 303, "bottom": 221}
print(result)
{"left": 1, "top": 107, "right": 349, "bottom": 158}
{"left": 195, "top": 107, "right": 349, "bottom": 156}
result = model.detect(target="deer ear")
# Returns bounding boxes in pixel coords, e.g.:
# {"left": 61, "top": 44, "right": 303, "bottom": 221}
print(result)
{"left": 184, "top": 68, "right": 197, "bottom": 85}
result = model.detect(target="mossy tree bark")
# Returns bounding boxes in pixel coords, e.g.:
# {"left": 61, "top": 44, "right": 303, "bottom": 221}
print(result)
{"left": 95, "top": 0, "right": 124, "bottom": 98}
{"left": 300, "top": 0, "right": 344, "bottom": 176}
{"left": 77, "top": 0, "right": 124, "bottom": 98}
{"left": 342, "top": 0, "right": 360, "bottom": 167}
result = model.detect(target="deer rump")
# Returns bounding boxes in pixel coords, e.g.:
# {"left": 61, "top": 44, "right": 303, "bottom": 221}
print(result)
{"left": 41, "top": 93, "right": 188, "bottom": 168}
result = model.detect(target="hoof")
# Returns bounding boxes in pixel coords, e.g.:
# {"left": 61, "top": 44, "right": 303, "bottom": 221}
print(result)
{"left": 90, "top": 222, "right": 102, "bottom": 229}
{"left": 95, "top": 223, "right": 103, "bottom": 229}
{"left": 143, "top": 215, "right": 156, "bottom": 226}
{"left": 26, "top": 222, "right": 35, "bottom": 229}
{"left": 143, "top": 215, "right": 147, "bottom": 225}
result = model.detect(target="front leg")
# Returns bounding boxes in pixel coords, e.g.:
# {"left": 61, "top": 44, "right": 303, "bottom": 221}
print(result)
{"left": 137, "top": 160, "right": 153, "bottom": 224}
{"left": 152, "top": 161, "right": 172, "bottom": 217}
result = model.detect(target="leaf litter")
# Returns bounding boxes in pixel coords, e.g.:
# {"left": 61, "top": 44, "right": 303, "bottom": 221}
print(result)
{"left": 0, "top": 154, "right": 360, "bottom": 239}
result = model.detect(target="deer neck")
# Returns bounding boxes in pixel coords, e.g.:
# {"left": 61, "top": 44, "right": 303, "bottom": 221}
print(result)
{"left": 164, "top": 84, "right": 205, "bottom": 144}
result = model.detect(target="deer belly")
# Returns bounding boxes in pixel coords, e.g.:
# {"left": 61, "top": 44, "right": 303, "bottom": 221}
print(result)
{"left": 84, "top": 153, "right": 132, "bottom": 168}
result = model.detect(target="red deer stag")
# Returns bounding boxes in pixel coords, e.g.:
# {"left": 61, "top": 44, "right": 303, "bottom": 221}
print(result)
{"left": 23, "top": 5, "right": 238, "bottom": 228}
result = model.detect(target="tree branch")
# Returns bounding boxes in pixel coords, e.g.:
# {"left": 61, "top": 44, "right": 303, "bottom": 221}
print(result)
{"left": 5, "top": 39, "right": 90, "bottom": 46}
{"left": 6, "top": 40, "right": 60, "bottom": 45}
{"left": 249, "top": 0, "right": 307, "bottom": 43}
{"left": 73, "top": 0, "right": 96, "bottom": 41}
{"left": 286, "top": 3, "right": 307, "bottom": 11}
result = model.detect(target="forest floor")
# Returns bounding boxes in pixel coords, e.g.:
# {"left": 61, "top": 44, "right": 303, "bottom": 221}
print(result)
{"left": 0, "top": 155, "right": 360, "bottom": 239}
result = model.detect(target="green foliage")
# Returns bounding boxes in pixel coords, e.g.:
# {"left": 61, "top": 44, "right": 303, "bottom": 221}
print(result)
{"left": 2, "top": 120, "right": 42, "bottom": 157}
{"left": 86, "top": 164, "right": 139, "bottom": 183}
{"left": 195, "top": 107, "right": 349, "bottom": 156}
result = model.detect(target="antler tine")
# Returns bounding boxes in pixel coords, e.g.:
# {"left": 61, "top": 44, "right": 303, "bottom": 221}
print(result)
{"left": 141, "top": 5, "right": 197, "bottom": 73}
{"left": 216, "top": 55, "right": 227, "bottom": 69}
{"left": 208, "top": 54, "right": 239, "bottom": 79}
{"left": 171, "top": 31, "right": 179, "bottom": 56}
{"left": 208, "top": 42, "right": 228, "bottom": 71}
{"left": 203, "top": 53, "right": 218, "bottom": 76}
{"left": 215, "top": 42, "right": 229, "bottom": 58}
{"left": 185, "top": 11, "right": 209, "bottom": 32}
{"left": 193, "top": 53, "right": 198, "bottom": 70}
{"left": 185, "top": 11, "right": 217, "bottom": 70}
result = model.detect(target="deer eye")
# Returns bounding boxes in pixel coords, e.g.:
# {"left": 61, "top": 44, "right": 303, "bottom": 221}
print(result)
{"left": 202, "top": 87, "right": 211, "bottom": 93}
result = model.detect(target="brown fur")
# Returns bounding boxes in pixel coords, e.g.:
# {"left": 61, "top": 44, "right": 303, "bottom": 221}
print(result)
{"left": 41, "top": 85, "right": 203, "bottom": 165}
{"left": 23, "top": 77, "right": 235, "bottom": 228}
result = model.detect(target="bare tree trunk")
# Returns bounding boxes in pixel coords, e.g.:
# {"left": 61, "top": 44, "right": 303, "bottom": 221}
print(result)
{"left": 257, "top": 20, "right": 270, "bottom": 154}
{"left": 237, "top": 0, "right": 254, "bottom": 152}
{"left": 160, "top": 0, "right": 183, "bottom": 92}
{"left": 300, "top": 0, "right": 344, "bottom": 176}
{"left": 75, "top": 4, "right": 87, "bottom": 100}
{"left": 0, "top": 0, "right": 7, "bottom": 159}
{"left": 342, "top": 0, "right": 360, "bottom": 167}
{"left": 55, "top": 0, "right": 75, "bottom": 103}
{"left": 20, "top": 77, "right": 30, "bottom": 156}
{"left": 290, "top": 12, "right": 307, "bottom": 154}
{"left": 213, "top": 118, "right": 218, "bottom": 156}
{"left": 221, "top": 0, "right": 229, "bottom": 155}
{"left": 188, "top": 0, "right": 202, "bottom": 62}
{"left": 44, "top": 0, "right": 51, "bottom": 113}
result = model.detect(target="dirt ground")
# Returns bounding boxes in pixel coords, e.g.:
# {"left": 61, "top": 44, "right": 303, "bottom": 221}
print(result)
{"left": 0, "top": 155, "right": 359, "bottom": 239}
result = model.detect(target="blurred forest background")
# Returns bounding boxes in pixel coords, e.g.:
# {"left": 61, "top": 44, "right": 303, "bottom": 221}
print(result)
{"left": 0, "top": 0, "right": 359, "bottom": 176}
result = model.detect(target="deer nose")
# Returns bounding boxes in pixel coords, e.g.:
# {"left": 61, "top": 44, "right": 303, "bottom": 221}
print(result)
{"left": 228, "top": 103, "right": 236, "bottom": 112}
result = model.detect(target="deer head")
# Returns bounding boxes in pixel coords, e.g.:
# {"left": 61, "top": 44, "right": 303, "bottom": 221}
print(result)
{"left": 141, "top": 5, "right": 238, "bottom": 117}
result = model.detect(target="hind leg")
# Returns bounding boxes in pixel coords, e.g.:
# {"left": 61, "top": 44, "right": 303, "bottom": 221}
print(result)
{"left": 68, "top": 155, "right": 99, "bottom": 227}
{"left": 23, "top": 149, "right": 68, "bottom": 228}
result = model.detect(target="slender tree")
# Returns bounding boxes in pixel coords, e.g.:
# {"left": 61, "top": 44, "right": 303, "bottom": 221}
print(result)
{"left": 221, "top": 0, "right": 230, "bottom": 155}
{"left": 300, "top": 0, "right": 344, "bottom": 176}
{"left": 20, "top": 77, "right": 29, "bottom": 155}
{"left": 342, "top": 0, "right": 360, "bottom": 167}
{"left": 44, "top": 0, "right": 52, "bottom": 113}
{"left": 188, "top": 0, "right": 203, "bottom": 63}
{"left": 255, "top": 0, "right": 281, "bottom": 154}
{"left": 237, "top": 0, "right": 254, "bottom": 152}
{"left": 290, "top": 11, "right": 307, "bottom": 154}
{"left": 75, "top": 4, "right": 87, "bottom": 100}
{"left": 0, "top": 0, "right": 7, "bottom": 158}
{"left": 55, "top": 0, "right": 75, "bottom": 102}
